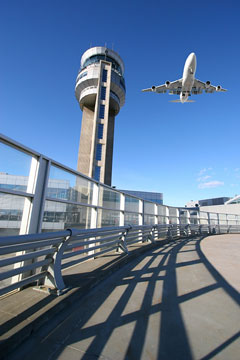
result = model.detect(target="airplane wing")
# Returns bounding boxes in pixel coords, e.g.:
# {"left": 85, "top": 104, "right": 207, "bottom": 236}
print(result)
{"left": 142, "top": 79, "right": 183, "bottom": 93}
{"left": 193, "top": 79, "right": 227, "bottom": 94}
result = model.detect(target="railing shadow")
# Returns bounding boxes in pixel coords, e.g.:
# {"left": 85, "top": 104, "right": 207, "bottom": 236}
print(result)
{"left": 42, "top": 236, "right": 240, "bottom": 360}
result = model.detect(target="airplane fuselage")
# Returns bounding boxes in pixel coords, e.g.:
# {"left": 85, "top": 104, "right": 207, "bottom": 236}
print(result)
{"left": 142, "top": 51, "right": 226, "bottom": 102}
{"left": 180, "top": 52, "right": 197, "bottom": 102}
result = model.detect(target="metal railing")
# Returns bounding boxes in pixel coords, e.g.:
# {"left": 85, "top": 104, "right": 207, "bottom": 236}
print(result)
{"left": 1, "top": 133, "right": 240, "bottom": 239}
{"left": 1, "top": 223, "right": 240, "bottom": 297}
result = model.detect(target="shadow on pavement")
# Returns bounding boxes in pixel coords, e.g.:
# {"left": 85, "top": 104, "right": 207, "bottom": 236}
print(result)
{"left": 5, "top": 236, "right": 240, "bottom": 360}
{"left": 48, "top": 237, "right": 240, "bottom": 360}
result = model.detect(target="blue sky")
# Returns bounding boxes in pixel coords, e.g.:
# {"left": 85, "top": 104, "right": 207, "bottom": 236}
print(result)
{"left": 0, "top": 0, "right": 239, "bottom": 206}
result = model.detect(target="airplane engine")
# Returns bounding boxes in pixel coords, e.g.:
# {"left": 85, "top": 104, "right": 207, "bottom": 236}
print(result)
{"left": 216, "top": 85, "right": 222, "bottom": 91}
{"left": 165, "top": 81, "right": 170, "bottom": 88}
{"left": 152, "top": 86, "right": 156, "bottom": 92}
{"left": 205, "top": 81, "right": 211, "bottom": 88}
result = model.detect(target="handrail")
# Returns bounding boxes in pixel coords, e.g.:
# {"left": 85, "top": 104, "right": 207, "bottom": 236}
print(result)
{"left": 1, "top": 223, "right": 240, "bottom": 297}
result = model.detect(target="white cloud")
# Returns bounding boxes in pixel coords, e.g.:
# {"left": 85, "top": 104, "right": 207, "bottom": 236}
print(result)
{"left": 197, "top": 175, "right": 211, "bottom": 182}
{"left": 198, "top": 181, "right": 224, "bottom": 189}
{"left": 234, "top": 168, "right": 240, "bottom": 172}
{"left": 198, "top": 168, "right": 207, "bottom": 176}
{"left": 198, "top": 167, "right": 213, "bottom": 176}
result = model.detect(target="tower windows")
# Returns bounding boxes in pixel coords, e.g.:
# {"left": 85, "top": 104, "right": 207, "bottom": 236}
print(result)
{"left": 102, "top": 69, "right": 108, "bottom": 82}
{"left": 99, "top": 104, "right": 105, "bottom": 119}
{"left": 98, "top": 123, "right": 104, "bottom": 139}
{"left": 94, "top": 166, "right": 101, "bottom": 181}
{"left": 101, "top": 86, "right": 106, "bottom": 100}
{"left": 96, "top": 144, "right": 102, "bottom": 161}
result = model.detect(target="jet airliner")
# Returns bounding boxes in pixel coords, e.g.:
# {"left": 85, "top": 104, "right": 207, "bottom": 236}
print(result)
{"left": 142, "top": 53, "right": 227, "bottom": 103}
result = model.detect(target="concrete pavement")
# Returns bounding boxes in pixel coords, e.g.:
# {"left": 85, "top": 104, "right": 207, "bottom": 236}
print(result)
{"left": 3, "top": 234, "right": 239, "bottom": 360}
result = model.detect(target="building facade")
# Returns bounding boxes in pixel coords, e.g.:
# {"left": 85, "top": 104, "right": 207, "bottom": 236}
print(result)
{"left": 75, "top": 47, "right": 126, "bottom": 186}
{"left": 119, "top": 189, "right": 163, "bottom": 205}
{"left": 186, "top": 197, "right": 231, "bottom": 208}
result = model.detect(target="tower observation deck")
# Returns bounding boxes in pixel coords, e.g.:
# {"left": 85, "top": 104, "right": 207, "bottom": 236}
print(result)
{"left": 75, "top": 47, "right": 126, "bottom": 186}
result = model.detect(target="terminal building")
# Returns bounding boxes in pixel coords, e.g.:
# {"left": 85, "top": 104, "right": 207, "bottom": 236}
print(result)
{"left": 119, "top": 189, "right": 163, "bottom": 205}
{"left": 75, "top": 47, "right": 126, "bottom": 186}
{"left": 186, "top": 197, "right": 231, "bottom": 208}
{"left": 185, "top": 196, "right": 240, "bottom": 216}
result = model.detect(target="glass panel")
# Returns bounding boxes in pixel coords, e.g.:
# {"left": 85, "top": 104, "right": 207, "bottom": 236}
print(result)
{"left": 97, "top": 209, "right": 120, "bottom": 227}
{"left": 227, "top": 214, "right": 236, "bottom": 220}
{"left": 180, "top": 210, "right": 189, "bottom": 224}
{"left": 97, "top": 123, "right": 104, "bottom": 139}
{"left": 42, "top": 200, "right": 92, "bottom": 232}
{"left": 144, "top": 214, "right": 155, "bottom": 225}
{"left": 219, "top": 220, "right": 227, "bottom": 225}
{"left": 94, "top": 166, "right": 101, "bottom": 181}
{"left": 124, "top": 212, "right": 139, "bottom": 226}
{"left": 157, "top": 216, "right": 167, "bottom": 224}
{"left": 228, "top": 220, "right": 237, "bottom": 225}
{"left": 47, "top": 166, "right": 93, "bottom": 205}
{"left": 190, "top": 218, "right": 199, "bottom": 224}
{"left": 98, "top": 186, "right": 120, "bottom": 210}
{"left": 158, "top": 206, "right": 167, "bottom": 216}
{"left": 190, "top": 210, "right": 198, "bottom": 224}
{"left": 180, "top": 217, "right": 188, "bottom": 224}
{"left": 169, "top": 217, "right": 178, "bottom": 224}
{"left": 169, "top": 208, "right": 178, "bottom": 216}
{"left": 124, "top": 195, "right": 139, "bottom": 212}
{"left": 101, "top": 86, "right": 106, "bottom": 100}
{"left": 144, "top": 202, "right": 155, "bottom": 214}
{"left": 209, "top": 213, "right": 218, "bottom": 219}
{"left": 99, "top": 104, "right": 105, "bottom": 119}
{"left": 0, "top": 142, "right": 35, "bottom": 193}
{"left": 169, "top": 208, "right": 178, "bottom": 224}
{"left": 96, "top": 144, "right": 102, "bottom": 161}
{"left": 200, "top": 219, "right": 209, "bottom": 225}
{"left": 219, "top": 214, "right": 227, "bottom": 221}
{"left": 102, "top": 69, "right": 108, "bottom": 82}
{"left": 0, "top": 193, "right": 26, "bottom": 236}
{"left": 199, "top": 212, "right": 208, "bottom": 219}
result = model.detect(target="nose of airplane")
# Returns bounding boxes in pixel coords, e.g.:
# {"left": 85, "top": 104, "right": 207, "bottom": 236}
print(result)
{"left": 189, "top": 52, "right": 196, "bottom": 67}
{"left": 189, "top": 52, "right": 196, "bottom": 61}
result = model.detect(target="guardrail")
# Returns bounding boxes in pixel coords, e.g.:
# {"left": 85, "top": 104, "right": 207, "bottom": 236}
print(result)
{"left": 1, "top": 223, "right": 240, "bottom": 297}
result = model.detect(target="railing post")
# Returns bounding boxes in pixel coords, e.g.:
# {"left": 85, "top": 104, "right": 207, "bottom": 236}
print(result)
{"left": 43, "top": 229, "right": 72, "bottom": 295}
{"left": 147, "top": 225, "right": 156, "bottom": 244}
{"left": 184, "top": 224, "right": 191, "bottom": 237}
{"left": 120, "top": 192, "right": 125, "bottom": 226}
{"left": 117, "top": 227, "right": 130, "bottom": 254}
{"left": 167, "top": 225, "right": 173, "bottom": 241}
{"left": 207, "top": 213, "right": 211, "bottom": 234}
{"left": 16, "top": 157, "right": 51, "bottom": 286}
{"left": 176, "top": 209, "right": 181, "bottom": 237}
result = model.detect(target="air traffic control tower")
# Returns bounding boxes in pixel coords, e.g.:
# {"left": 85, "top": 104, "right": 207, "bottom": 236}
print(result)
{"left": 75, "top": 47, "right": 126, "bottom": 186}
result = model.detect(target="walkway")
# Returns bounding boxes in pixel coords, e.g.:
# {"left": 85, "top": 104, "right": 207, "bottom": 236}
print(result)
{"left": 2, "top": 235, "right": 240, "bottom": 360}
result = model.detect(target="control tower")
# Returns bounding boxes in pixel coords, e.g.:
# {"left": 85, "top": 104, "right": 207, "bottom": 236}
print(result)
{"left": 75, "top": 47, "right": 126, "bottom": 186}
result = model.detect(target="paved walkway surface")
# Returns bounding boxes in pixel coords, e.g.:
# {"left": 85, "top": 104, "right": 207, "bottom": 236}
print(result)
{"left": 1, "top": 235, "right": 240, "bottom": 360}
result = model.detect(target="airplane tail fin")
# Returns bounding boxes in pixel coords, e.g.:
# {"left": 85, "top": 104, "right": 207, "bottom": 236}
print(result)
{"left": 169, "top": 100, "right": 195, "bottom": 103}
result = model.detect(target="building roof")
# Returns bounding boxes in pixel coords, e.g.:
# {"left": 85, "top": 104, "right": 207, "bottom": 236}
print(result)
{"left": 225, "top": 195, "right": 240, "bottom": 205}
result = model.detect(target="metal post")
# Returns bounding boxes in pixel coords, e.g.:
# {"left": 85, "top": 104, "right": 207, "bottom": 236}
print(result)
{"left": 120, "top": 192, "right": 125, "bottom": 226}
{"left": 117, "top": 227, "right": 129, "bottom": 254}
{"left": 14, "top": 157, "right": 51, "bottom": 285}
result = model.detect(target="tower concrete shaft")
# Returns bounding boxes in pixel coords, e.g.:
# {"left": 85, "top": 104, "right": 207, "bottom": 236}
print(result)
{"left": 75, "top": 47, "right": 125, "bottom": 186}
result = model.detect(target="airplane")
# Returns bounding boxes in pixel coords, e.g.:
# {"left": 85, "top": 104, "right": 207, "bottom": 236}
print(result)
{"left": 142, "top": 52, "right": 227, "bottom": 103}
